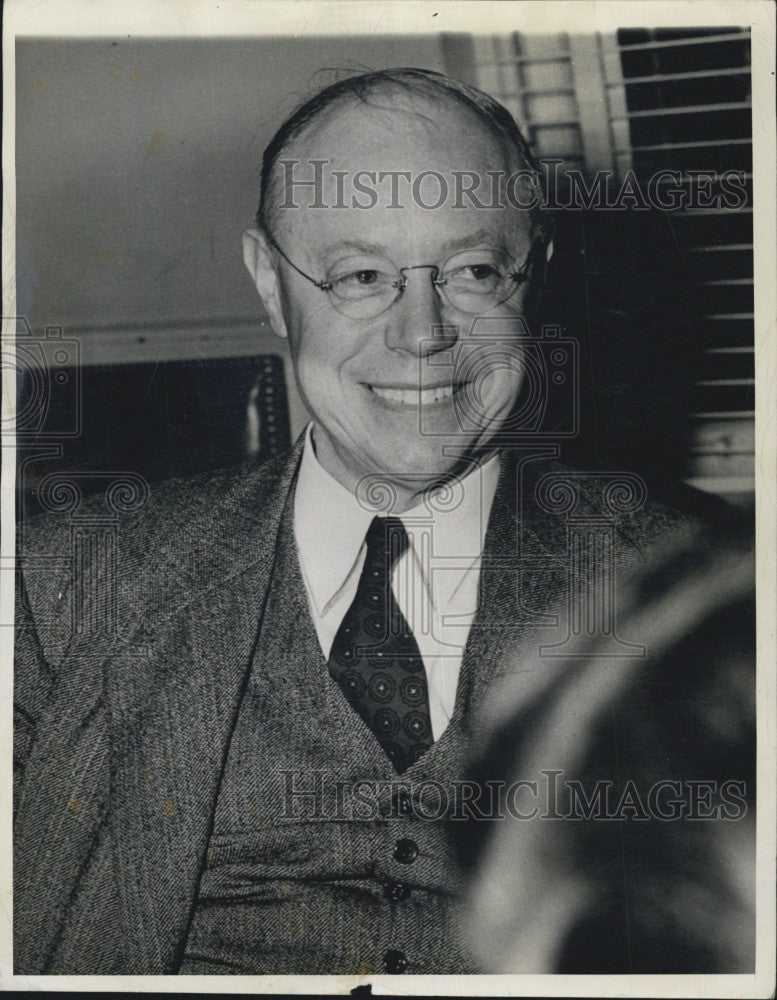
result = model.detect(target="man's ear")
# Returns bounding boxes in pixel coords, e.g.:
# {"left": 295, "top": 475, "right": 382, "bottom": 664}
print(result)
{"left": 242, "top": 228, "right": 288, "bottom": 340}
{"left": 545, "top": 238, "right": 554, "bottom": 264}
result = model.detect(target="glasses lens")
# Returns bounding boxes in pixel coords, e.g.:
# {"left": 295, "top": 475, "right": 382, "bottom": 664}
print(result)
{"left": 325, "top": 259, "right": 401, "bottom": 318}
{"left": 321, "top": 250, "right": 528, "bottom": 318}
{"left": 440, "top": 250, "right": 522, "bottom": 314}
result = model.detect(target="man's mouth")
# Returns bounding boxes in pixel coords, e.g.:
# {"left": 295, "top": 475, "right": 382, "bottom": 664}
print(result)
{"left": 367, "top": 383, "right": 460, "bottom": 406}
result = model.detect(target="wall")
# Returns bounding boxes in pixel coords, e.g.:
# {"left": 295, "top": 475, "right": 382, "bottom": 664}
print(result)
{"left": 16, "top": 36, "right": 446, "bottom": 337}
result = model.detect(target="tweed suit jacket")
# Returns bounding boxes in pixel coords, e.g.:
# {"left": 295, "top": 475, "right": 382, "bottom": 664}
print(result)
{"left": 13, "top": 438, "right": 696, "bottom": 974}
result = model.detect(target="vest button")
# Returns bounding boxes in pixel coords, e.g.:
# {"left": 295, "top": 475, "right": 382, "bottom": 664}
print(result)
{"left": 393, "top": 838, "right": 419, "bottom": 864}
{"left": 384, "top": 949, "right": 408, "bottom": 973}
{"left": 383, "top": 880, "right": 412, "bottom": 902}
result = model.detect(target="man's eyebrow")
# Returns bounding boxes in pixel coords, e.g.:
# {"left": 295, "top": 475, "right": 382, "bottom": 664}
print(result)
{"left": 319, "top": 239, "right": 393, "bottom": 258}
{"left": 438, "top": 229, "right": 508, "bottom": 255}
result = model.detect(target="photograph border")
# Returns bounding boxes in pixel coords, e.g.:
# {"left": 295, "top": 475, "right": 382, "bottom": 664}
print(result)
{"left": 2, "top": 1, "right": 774, "bottom": 995}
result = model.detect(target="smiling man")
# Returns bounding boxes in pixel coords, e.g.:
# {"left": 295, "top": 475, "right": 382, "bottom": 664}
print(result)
{"left": 243, "top": 72, "right": 548, "bottom": 506}
{"left": 236, "top": 70, "right": 552, "bottom": 764}
{"left": 14, "top": 68, "right": 707, "bottom": 977}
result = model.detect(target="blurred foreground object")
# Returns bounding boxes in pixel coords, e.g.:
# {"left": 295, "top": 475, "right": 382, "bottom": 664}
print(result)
{"left": 460, "top": 523, "right": 755, "bottom": 973}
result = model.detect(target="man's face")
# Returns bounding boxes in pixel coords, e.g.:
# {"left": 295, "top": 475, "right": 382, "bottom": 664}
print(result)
{"left": 247, "top": 93, "right": 536, "bottom": 504}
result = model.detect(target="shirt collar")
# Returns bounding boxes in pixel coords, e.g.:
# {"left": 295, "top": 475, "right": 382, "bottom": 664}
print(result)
{"left": 293, "top": 423, "right": 501, "bottom": 616}
{"left": 408, "top": 452, "right": 500, "bottom": 609}
{"left": 293, "top": 425, "right": 375, "bottom": 617}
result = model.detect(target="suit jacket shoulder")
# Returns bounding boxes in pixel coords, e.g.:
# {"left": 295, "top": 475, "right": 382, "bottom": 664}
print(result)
{"left": 17, "top": 445, "right": 303, "bottom": 668}
{"left": 14, "top": 445, "right": 303, "bottom": 820}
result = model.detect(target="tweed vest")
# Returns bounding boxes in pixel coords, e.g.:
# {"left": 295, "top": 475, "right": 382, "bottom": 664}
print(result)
{"left": 178, "top": 490, "right": 487, "bottom": 976}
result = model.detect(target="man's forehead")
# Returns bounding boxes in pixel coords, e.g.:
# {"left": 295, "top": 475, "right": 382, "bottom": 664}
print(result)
{"left": 270, "top": 92, "right": 532, "bottom": 254}
{"left": 280, "top": 207, "right": 532, "bottom": 267}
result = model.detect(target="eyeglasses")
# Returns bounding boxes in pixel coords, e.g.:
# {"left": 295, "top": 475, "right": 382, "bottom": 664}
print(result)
{"left": 263, "top": 230, "right": 532, "bottom": 320}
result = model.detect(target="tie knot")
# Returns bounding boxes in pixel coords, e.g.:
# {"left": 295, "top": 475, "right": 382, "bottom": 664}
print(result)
{"left": 364, "top": 516, "right": 409, "bottom": 573}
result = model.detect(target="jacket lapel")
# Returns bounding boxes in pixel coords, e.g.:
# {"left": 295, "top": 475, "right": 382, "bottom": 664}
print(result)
{"left": 106, "top": 444, "right": 303, "bottom": 972}
{"left": 454, "top": 447, "right": 571, "bottom": 729}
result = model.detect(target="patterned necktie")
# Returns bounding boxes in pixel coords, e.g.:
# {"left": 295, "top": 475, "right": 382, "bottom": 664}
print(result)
{"left": 327, "top": 516, "right": 433, "bottom": 773}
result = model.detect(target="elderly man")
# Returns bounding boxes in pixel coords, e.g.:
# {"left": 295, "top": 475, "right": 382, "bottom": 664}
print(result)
{"left": 14, "top": 68, "right": 700, "bottom": 976}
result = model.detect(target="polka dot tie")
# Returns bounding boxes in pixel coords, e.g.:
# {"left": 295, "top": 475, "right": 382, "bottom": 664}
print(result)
{"left": 327, "top": 516, "right": 433, "bottom": 773}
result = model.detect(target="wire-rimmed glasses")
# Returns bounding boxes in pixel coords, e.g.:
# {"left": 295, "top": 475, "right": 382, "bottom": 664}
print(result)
{"left": 263, "top": 230, "right": 532, "bottom": 319}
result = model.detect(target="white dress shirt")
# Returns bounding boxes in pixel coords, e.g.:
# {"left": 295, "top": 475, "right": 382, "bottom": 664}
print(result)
{"left": 293, "top": 425, "right": 500, "bottom": 741}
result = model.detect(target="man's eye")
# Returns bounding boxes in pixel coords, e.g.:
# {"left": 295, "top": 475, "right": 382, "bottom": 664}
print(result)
{"left": 446, "top": 262, "right": 504, "bottom": 286}
{"left": 466, "top": 263, "right": 500, "bottom": 281}
{"left": 330, "top": 268, "right": 394, "bottom": 298}
{"left": 332, "top": 268, "right": 388, "bottom": 286}
{"left": 351, "top": 270, "right": 380, "bottom": 286}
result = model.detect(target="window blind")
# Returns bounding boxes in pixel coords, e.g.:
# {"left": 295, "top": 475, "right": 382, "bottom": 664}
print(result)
{"left": 448, "top": 28, "right": 754, "bottom": 502}
{"left": 616, "top": 28, "right": 753, "bottom": 500}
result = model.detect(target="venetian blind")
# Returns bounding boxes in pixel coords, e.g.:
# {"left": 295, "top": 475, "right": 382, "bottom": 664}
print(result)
{"left": 444, "top": 28, "right": 753, "bottom": 502}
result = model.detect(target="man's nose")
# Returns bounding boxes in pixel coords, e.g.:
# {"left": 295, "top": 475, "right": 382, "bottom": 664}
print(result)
{"left": 383, "top": 266, "right": 458, "bottom": 356}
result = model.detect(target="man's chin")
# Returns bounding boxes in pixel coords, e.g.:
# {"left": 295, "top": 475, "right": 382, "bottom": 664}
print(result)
{"left": 354, "top": 442, "right": 487, "bottom": 508}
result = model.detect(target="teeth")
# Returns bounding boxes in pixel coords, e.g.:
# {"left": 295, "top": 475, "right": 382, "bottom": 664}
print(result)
{"left": 370, "top": 384, "right": 455, "bottom": 405}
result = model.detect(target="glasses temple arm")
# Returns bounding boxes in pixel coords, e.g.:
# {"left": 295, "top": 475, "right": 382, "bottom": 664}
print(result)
{"left": 261, "top": 229, "right": 332, "bottom": 290}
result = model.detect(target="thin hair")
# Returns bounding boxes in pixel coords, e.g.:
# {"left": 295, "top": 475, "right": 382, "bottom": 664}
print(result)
{"left": 256, "top": 67, "right": 553, "bottom": 246}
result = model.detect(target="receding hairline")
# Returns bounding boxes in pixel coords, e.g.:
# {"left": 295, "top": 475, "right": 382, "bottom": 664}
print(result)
{"left": 279, "top": 85, "right": 518, "bottom": 168}
{"left": 257, "top": 69, "right": 547, "bottom": 236}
